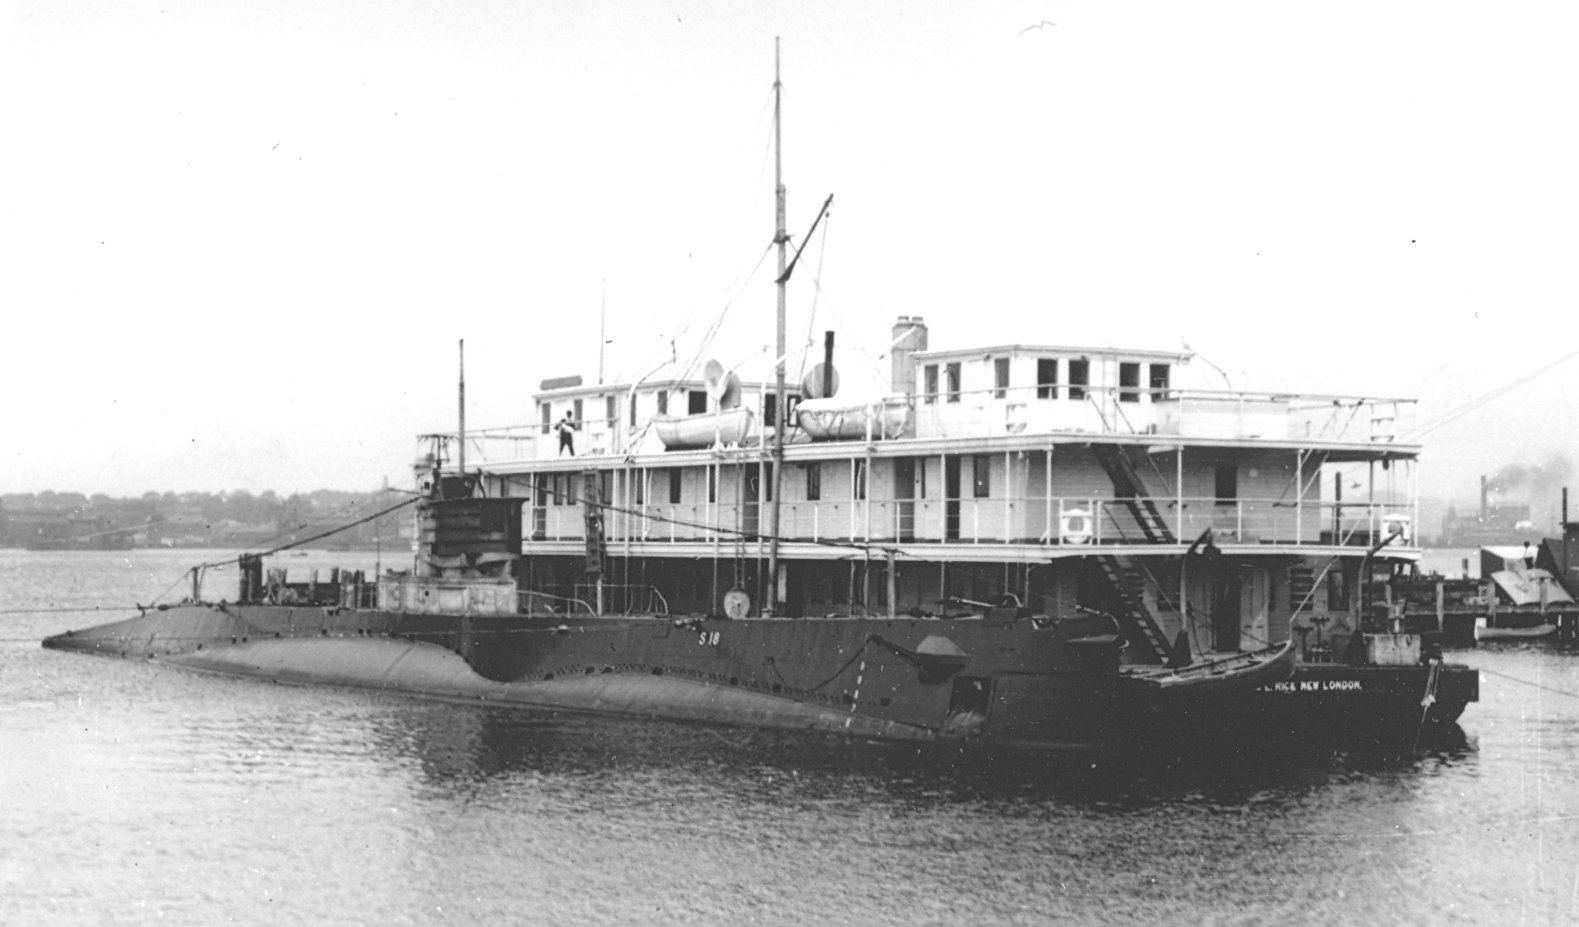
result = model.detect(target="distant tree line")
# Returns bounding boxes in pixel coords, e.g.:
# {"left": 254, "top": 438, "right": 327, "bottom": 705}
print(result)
{"left": 0, "top": 489, "right": 414, "bottom": 550}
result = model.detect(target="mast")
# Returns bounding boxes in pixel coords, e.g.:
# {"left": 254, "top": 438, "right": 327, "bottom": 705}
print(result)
{"left": 767, "top": 38, "right": 788, "bottom": 616}
{"left": 458, "top": 338, "right": 466, "bottom": 481}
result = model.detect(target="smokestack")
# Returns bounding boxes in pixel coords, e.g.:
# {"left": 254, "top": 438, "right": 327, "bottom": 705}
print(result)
{"left": 823, "top": 331, "right": 835, "bottom": 398}
{"left": 890, "top": 315, "right": 928, "bottom": 396}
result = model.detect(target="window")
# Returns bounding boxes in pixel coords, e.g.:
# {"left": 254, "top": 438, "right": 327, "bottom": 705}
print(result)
{"left": 945, "top": 362, "right": 961, "bottom": 403}
{"left": 973, "top": 455, "right": 991, "bottom": 498}
{"left": 761, "top": 463, "right": 774, "bottom": 502}
{"left": 764, "top": 392, "right": 778, "bottom": 428}
{"left": 1149, "top": 363, "right": 1171, "bottom": 399}
{"left": 551, "top": 473, "right": 576, "bottom": 506}
{"left": 1327, "top": 570, "right": 1349, "bottom": 611}
{"left": 1215, "top": 463, "right": 1237, "bottom": 504}
{"left": 668, "top": 468, "right": 682, "bottom": 504}
{"left": 573, "top": 398, "right": 584, "bottom": 422}
{"left": 707, "top": 466, "right": 717, "bottom": 503}
{"left": 634, "top": 469, "right": 645, "bottom": 505}
{"left": 540, "top": 403, "right": 552, "bottom": 435}
{"left": 1068, "top": 360, "right": 1089, "bottom": 400}
{"left": 1036, "top": 358, "right": 1058, "bottom": 400}
{"left": 923, "top": 364, "right": 938, "bottom": 404}
{"left": 993, "top": 357, "right": 1010, "bottom": 398}
{"left": 854, "top": 460, "right": 867, "bottom": 500}
{"left": 606, "top": 395, "right": 617, "bottom": 425}
{"left": 1119, "top": 362, "right": 1140, "bottom": 403}
{"left": 629, "top": 393, "right": 638, "bottom": 426}
{"left": 657, "top": 391, "right": 668, "bottom": 415}
{"left": 688, "top": 390, "right": 707, "bottom": 415}
{"left": 805, "top": 462, "right": 821, "bottom": 501}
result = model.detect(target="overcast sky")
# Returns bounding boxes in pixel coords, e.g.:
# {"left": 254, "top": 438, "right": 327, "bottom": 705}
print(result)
{"left": 4, "top": 1, "right": 1576, "bottom": 515}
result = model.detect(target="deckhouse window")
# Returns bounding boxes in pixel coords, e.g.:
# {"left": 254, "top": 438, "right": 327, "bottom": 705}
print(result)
{"left": 1215, "top": 463, "right": 1237, "bottom": 505}
{"left": 605, "top": 395, "right": 617, "bottom": 425}
{"left": 573, "top": 398, "right": 584, "bottom": 422}
{"left": 1068, "top": 360, "right": 1089, "bottom": 400}
{"left": 657, "top": 391, "right": 669, "bottom": 415}
{"left": 668, "top": 468, "right": 682, "bottom": 504}
{"left": 1149, "top": 363, "right": 1171, "bottom": 399}
{"left": 972, "top": 455, "right": 991, "bottom": 498}
{"left": 854, "top": 460, "right": 868, "bottom": 500}
{"left": 708, "top": 466, "right": 717, "bottom": 503}
{"left": 540, "top": 404, "right": 552, "bottom": 435}
{"left": 805, "top": 462, "right": 821, "bottom": 501}
{"left": 945, "top": 362, "right": 961, "bottom": 403}
{"left": 993, "top": 357, "right": 1010, "bottom": 398}
{"left": 1119, "top": 362, "right": 1141, "bottom": 403}
{"left": 923, "top": 364, "right": 939, "bottom": 404}
{"left": 688, "top": 390, "right": 707, "bottom": 415}
{"left": 1036, "top": 359, "right": 1058, "bottom": 399}
{"left": 629, "top": 393, "right": 638, "bottom": 426}
{"left": 634, "top": 469, "right": 645, "bottom": 505}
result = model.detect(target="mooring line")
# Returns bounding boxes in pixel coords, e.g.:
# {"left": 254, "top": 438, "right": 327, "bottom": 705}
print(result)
{"left": 0, "top": 606, "right": 130, "bottom": 615}
{"left": 1479, "top": 667, "right": 1579, "bottom": 701}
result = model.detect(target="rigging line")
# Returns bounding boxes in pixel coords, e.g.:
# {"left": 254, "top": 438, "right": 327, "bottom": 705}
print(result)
{"left": 0, "top": 606, "right": 137, "bottom": 615}
{"left": 195, "top": 496, "right": 419, "bottom": 571}
{"left": 23, "top": 520, "right": 162, "bottom": 546}
{"left": 795, "top": 204, "right": 836, "bottom": 386}
{"left": 1404, "top": 348, "right": 1579, "bottom": 440}
{"left": 144, "top": 493, "right": 416, "bottom": 609}
{"left": 673, "top": 241, "right": 778, "bottom": 382}
{"left": 200, "top": 488, "right": 415, "bottom": 566}
{"left": 1479, "top": 666, "right": 1579, "bottom": 701}
{"left": 557, "top": 485, "right": 903, "bottom": 556}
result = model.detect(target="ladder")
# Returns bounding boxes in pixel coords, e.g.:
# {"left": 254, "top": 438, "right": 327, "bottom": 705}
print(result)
{"left": 1091, "top": 443, "right": 1175, "bottom": 544}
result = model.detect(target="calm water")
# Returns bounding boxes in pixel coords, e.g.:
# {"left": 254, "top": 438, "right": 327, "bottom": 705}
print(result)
{"left": 5, "top": 549, "right": 1579, "bottom": 925}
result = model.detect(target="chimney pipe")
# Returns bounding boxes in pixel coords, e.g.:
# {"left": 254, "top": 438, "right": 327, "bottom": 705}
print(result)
{"left": 823, "top": 331, "right": 835, "bottom": 398}
{"left": 890, "top": 315, "right": 928, "bottom": 396}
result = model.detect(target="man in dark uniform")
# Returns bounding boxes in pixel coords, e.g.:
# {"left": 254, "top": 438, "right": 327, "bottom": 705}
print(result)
{"left": 556, "top": 413, "right": 577, "bottom": 456}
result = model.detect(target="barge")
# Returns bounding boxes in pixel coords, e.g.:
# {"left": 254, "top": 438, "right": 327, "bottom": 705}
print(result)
{"left": 43, "top": 49, "right": 1476, "bottom": 757}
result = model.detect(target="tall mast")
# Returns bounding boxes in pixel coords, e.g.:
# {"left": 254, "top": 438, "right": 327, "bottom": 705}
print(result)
{"left": 767, "top": 38, "right": 788, "bottom": 616}
{"left": 457, "top": 338, "right": 467, "bottom": 480}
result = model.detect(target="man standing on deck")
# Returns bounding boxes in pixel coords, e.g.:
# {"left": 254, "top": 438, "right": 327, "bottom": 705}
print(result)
{"left": 557, "top": 413, "right": 577, "bottom": 456}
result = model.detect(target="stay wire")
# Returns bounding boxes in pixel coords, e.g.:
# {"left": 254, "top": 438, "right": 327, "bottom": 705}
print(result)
{"left": 1479, "top": 666, "right": 1579, "bottom": 701}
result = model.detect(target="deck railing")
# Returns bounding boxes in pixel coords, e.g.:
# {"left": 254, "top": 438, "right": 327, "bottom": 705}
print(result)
{"left": 432, "top": 386, "right": 1416, "bottom": 467}
{"left": 526, "top": 495, "right": 1412, "bottom": 548}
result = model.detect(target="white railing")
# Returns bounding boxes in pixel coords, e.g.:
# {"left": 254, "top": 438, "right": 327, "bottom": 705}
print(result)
{"left": 525, "top": 495, "right": 1413, "bottom": 547}
{"left": 436, "top": 385, "right": 1417, "bottom": 469}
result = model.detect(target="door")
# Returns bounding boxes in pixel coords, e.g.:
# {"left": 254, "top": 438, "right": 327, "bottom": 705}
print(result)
{"left": 742, "top": 467, "right": 760, "bottom": 537}
{"left": 894, "top": 457, "right": 916, "bottom": 541}
{"left": 944, "top": 456, "right": 961, "bottom": 541}
{"left": 1214, "top": 572, "right": 1241, "bottom": 652}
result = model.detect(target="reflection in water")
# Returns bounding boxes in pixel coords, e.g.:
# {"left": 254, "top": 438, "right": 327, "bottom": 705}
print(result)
{"left": 371, "top": 698, "right": 1477, "bottom": 809}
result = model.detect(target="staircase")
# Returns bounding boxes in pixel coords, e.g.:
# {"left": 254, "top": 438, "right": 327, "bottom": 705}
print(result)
{"left": 1094, "top": 555, "right": 1173, "bottom": 665}
{"left": 1091, "top": 444, "right": 1175, "bottom": 544}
